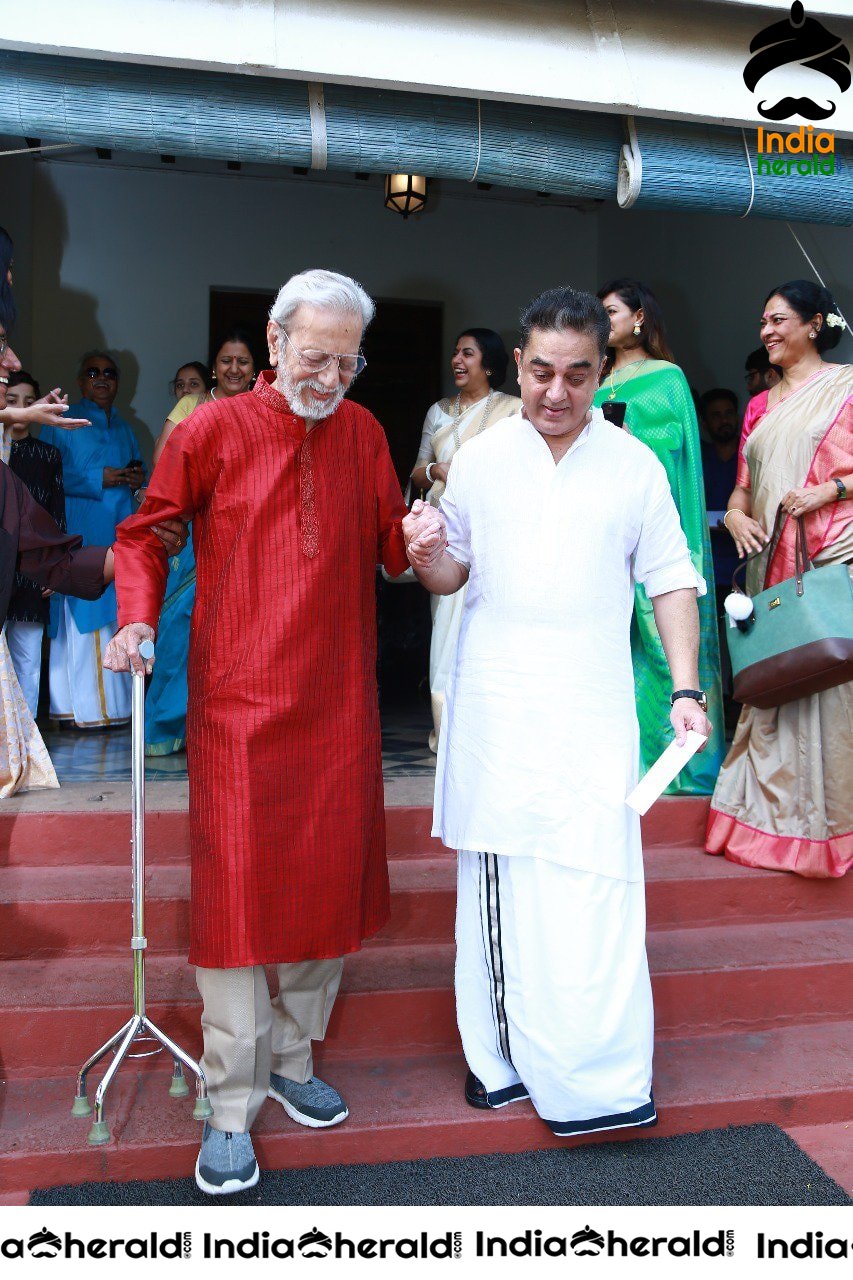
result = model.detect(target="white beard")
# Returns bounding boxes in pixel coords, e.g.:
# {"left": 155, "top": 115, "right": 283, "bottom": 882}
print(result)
{"left": 277, "top": 366, "right": 346, "bottom": 420}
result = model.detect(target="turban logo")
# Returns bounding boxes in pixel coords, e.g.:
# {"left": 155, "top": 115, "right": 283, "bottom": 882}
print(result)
{"left": 743, "top": 1, "right": 850, "bottom": 121}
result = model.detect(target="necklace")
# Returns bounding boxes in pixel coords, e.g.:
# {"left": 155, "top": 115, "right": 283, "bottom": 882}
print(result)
{"left": 606, "top": 357, "right": 650, "bottom": 401}
{"left": 772, "top": 364, "right": 830, "bottom": 407}
{"left": 451, "top": 389, "right": 495, "bottom": 451}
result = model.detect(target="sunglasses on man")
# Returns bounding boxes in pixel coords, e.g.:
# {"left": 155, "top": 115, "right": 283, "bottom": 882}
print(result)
{"left": 83, "top": 366, "right": 118, "bottom": 380}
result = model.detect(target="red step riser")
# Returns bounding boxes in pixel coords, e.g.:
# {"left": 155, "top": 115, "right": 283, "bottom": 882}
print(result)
{"left": 2, "top": 1085, "right": 848, "bottom": 1196}
{"left": 0, "top": 892, "right": 457, "bottom": 958}
{"left": 0, "top": 800, "right": 712, "bottom": 867}
{"left": 0, "top": 811, "right": 190, "bottom": 867}
{"left": 3, "top": 965, "right": 849, "bottom": 1076}
{"left": 646, "top": 876, "right": 851, "bottom": 929}
{"left": 4, "top": 874, "right": 849, "bottom": 957}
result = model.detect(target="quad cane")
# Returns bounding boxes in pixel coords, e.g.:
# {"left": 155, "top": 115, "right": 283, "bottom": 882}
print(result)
{"left": 72, "top": 638, "right": 213, "bottom": 1144}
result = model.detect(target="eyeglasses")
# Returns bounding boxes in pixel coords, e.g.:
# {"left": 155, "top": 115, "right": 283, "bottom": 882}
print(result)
{"left": 280, "top": 329, "right": 366, "bottom": 378}
{"left": 83, "top": 367, "right": 118, "bottom": 380}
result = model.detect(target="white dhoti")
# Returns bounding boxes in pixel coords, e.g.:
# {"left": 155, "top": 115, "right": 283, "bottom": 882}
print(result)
{"left": 50, "top": 599, "right": 131, "bottom": 728}
{"left": 456, "top": 850, "right": 656, "bottom": 1134}
{"left": 5, "top": 621, "right": 44, "bottom": 719}
{"left": 436, "top": 413, "right": 705, "bottom": 1138}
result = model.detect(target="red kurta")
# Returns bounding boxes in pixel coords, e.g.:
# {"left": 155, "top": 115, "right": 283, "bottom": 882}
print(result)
{"left": 114, "top": 372, "right": 408, "bottom": 967}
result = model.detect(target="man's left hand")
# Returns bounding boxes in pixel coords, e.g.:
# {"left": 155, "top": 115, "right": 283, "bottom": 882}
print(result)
{"left": 403, "top": 499, "right": 447, "bottom": 570}
{"left": 670, "top": 698, "right": 712, "bottom": 748}
{"left": 152, "top": 518, "right": 188, "bottom": 554}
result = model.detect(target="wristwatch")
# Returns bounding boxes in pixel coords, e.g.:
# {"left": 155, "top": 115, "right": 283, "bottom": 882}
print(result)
{"left": 833, "top": 478, "right": 847, "bottom": 501}
{"left": 671, "top": 689, "right": 707, "bottom": 712}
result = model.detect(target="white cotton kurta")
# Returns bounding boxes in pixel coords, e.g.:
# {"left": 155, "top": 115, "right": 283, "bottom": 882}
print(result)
{"left": 435, "top": 409, "right": 704, "bottom": 1132}
{"left": 434, "top": 410, "right": 704, "bottom": 878}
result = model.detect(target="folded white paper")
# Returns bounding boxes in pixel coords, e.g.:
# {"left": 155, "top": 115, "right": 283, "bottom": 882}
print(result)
{"left": 626, "top": 731, "right": 709, "bottom": 816}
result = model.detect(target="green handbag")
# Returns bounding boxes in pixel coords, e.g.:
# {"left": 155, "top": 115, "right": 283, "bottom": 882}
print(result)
{"left": 725, "top": 506, "right": 853, "bottom": 709}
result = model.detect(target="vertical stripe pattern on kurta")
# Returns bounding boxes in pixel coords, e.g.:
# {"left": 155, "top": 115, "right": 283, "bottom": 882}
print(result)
{"left": 114, "top": 372, "right": 409, "bottom": 967}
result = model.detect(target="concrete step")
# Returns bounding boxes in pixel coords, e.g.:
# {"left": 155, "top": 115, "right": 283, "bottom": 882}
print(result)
{"left": 0, "top": 798, "right": 713, "bottom": 866}
{"left": 1, "top": 1022, "right": 850, "bottom": 1195}
{"left": 785, "top": 1123, "right": 853, "bottom": 1197}
{"left": 3, "top": 847, "right": 851, "bottom": 958}
{"left": 1, "top": 919, "right": 850, "bottom": 1073}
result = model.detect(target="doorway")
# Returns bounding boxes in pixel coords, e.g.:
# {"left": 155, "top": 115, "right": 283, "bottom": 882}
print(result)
{"left": 208, "top": 288, "right": 442, "bottom": 741}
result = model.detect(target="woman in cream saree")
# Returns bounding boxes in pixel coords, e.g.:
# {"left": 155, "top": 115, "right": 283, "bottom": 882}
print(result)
{"left": 707, "top": 357, "right": 852, "bottom": 878}
{"left": 410, "top": 329, "right": 520, "bottom": 751}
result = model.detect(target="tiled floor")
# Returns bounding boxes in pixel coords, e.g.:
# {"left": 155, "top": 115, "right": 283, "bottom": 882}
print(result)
{"left": 39, "top": 704, "right": 437, "bottom": 785}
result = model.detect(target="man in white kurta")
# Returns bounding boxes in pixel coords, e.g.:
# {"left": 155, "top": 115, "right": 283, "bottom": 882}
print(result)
{"left": 403, "top": 287, "right": 712, "bottom": 1137}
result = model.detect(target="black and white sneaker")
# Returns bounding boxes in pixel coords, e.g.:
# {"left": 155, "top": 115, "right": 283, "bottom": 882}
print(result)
{"left": 268, "top": 1073, "right": 349, "bottom": 1128}
{"left": 195, "top": 1122, "right": 259, "bottom": 1195}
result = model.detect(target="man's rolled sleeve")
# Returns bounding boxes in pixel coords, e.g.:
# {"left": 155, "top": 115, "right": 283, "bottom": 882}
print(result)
{"left": 438, "top": 457, "right": 471, "bottom": 570}
{"left": 634, "top": 458, "right": 706, "bottom": 599}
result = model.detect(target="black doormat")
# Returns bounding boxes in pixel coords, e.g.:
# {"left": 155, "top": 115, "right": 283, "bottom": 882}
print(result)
{"left": 30, "top": 1124, "right": 850, "bottom": 1207}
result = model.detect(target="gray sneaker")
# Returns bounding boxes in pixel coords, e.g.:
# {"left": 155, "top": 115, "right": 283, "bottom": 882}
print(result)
{"left": 195, "top": 1122, "right": 259, "bottom": 1195}
{"left": 268, "top": 1073, "right": 348, "bottom": 1128}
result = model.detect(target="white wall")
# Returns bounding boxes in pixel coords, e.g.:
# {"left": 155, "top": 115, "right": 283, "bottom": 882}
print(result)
{"left": 4, "top": 154, "right": 851, "bottom": 458}
{"left": 1, "top": 151, "right": 34, "bottom": 359}
{"left": 597, "top": 204, "right": 853, "bottom": 409}
{"left": 19, "top": 157, "right": 599, "bottom": 456}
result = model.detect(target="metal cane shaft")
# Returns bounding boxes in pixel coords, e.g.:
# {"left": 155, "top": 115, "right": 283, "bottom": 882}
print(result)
{"left": 73, "top": 635, "right": 213, "bottom": 1138}
{"left": 131, "top": 643, "right": 153, "bottom": 1016}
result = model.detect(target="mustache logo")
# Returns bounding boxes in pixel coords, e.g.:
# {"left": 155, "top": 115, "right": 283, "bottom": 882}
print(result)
{"left": 744, "top": 2, "right": 850, "bottom": 122}
{"left": 757, "top": 96, "right": 836, "bottom": 121}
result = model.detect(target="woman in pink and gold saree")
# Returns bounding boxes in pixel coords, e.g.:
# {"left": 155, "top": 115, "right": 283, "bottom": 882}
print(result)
{"left": 707, "top": 280, "right": 852, "bottom": 878}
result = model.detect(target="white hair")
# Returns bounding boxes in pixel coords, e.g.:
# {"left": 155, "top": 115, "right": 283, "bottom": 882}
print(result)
{"left": 78, "top": 348, "right": 120, "bottom": 377}
{"left": 269, "top": 269, "right": 375, "bottom": 332}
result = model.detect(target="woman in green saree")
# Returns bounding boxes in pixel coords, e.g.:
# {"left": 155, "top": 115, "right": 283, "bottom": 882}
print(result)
{"left": 593, "top": 279, "right": 725, "bottom": 794}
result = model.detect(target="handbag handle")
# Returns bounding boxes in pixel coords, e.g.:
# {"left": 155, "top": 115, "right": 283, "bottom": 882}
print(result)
{"left": 729, "top": 504, "right": 813, "bottom": 598}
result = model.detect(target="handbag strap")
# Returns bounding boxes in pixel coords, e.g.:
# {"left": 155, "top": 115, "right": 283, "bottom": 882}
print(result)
{"left": 730, "top": 504, "right": 813, "bottom": 598}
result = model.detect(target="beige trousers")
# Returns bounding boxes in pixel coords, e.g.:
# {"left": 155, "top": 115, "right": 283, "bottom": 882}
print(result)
{"left": 196, "top": 958, "right": 344, "bottom": 1133}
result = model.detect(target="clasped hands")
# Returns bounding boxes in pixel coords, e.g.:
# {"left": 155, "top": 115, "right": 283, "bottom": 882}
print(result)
{"left": 403, "top": 499, "right": 447, "bottom": 570}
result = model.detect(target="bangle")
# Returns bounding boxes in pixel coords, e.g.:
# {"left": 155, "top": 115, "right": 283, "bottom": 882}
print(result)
{"left": 722, "top": 510, "right": 740, "bottom": 532}
{"left": 425, "top": 462, "right": 436, "bottom": 484}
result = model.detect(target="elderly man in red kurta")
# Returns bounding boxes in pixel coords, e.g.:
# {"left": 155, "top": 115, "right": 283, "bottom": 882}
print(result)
{"left": 105, "top": 270, "right": 408, "bottom": 1195}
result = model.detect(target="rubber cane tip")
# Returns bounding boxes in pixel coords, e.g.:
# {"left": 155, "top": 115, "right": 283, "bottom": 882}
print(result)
{"left": 71, "top": 1095, "right": 93, "bottom": 1117}
{"left": 87, "top": 1120, "right": 111, "bottom": 1146}
{"left": 169, "top": 1076, "right": 190, "bottom": 1097}
{"left": 193, "top": 1098, "right": 214, "bottom": 1120}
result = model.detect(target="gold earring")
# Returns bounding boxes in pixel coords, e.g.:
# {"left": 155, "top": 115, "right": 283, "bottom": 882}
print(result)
{"left": 633, "top": 323, "right": 642, "bottom": 336}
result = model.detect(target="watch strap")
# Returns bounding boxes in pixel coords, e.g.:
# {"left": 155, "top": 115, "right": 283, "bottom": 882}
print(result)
{"left": 834, "top": 477, "right": 847, "bottom": 501}
{"left": 671, "top": 689, "right": 706, "bottom": 707}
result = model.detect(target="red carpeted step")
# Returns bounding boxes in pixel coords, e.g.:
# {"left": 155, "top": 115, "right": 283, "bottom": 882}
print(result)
{"left": 1, "top": 919, "right": 850, "bottom": 1074}
{"left": 1, "top": 1022, "right": 850, "bottom": 1195}
{"left": 0, "top": 797, "right": 712, "bottom": 867}
{"left": 2, "top": 848, "right": 849, "bottom": 958}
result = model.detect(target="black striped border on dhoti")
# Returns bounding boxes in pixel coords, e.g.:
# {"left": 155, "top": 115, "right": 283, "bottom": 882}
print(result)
{"left": 479, "top": 852, "right": 514, "bottom": 1066}
{"left": 544, "top": 1093, "right": 658, "bottom": 1137}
